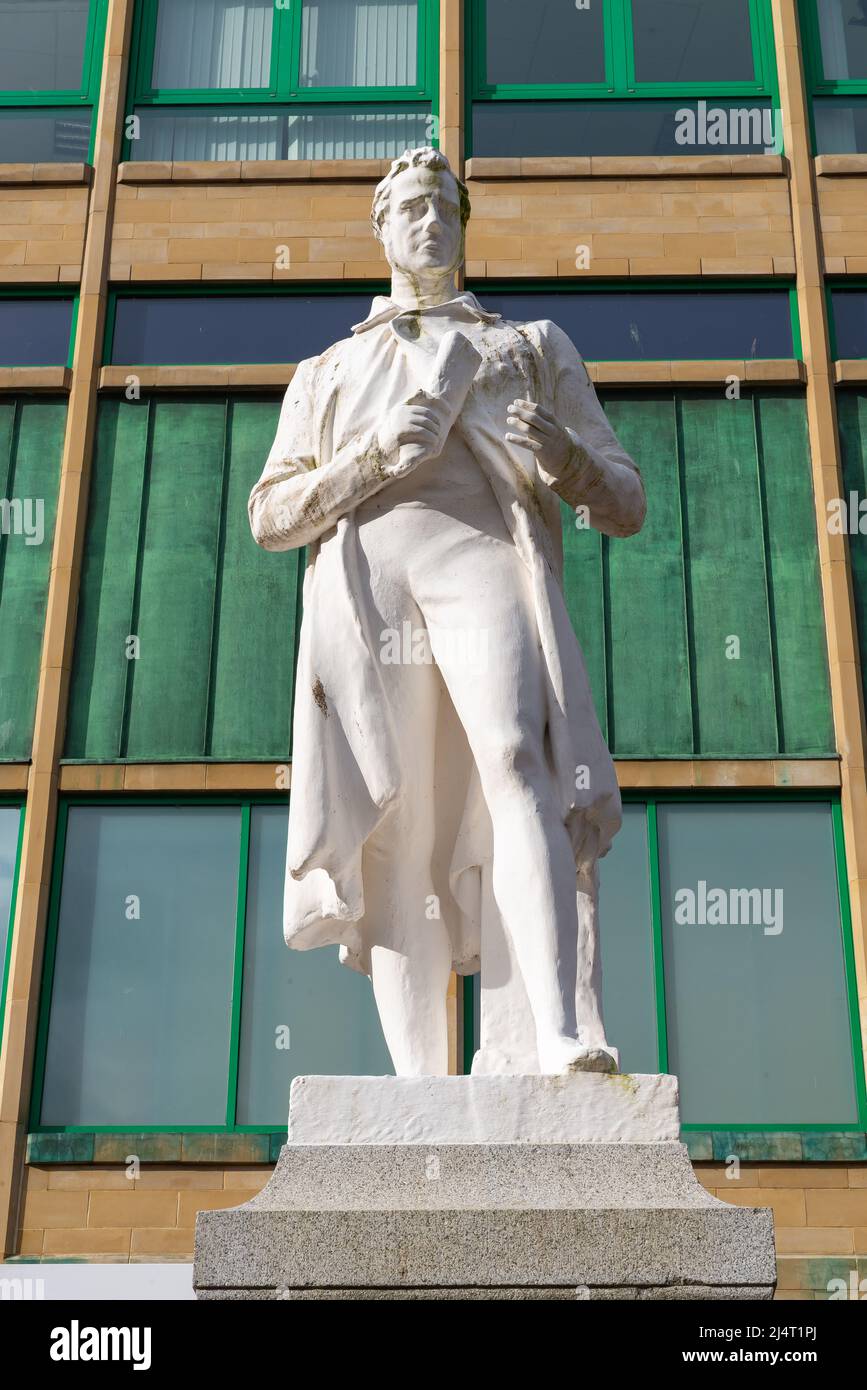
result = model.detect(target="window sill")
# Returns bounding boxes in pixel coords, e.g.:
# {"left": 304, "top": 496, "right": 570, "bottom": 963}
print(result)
{"left": 0, "top": 366, "right": 71, "bottom": 391}
{"left": 117, "top": 159, "right": 394, "bottom": 185}
{"left": 587, "top": 360, "right": 805, "bottom": 386}
{"left": 835, "top": 361, "right": 867, "bottom": 383}
{"left": 57, "top": 761, "right": 291, "bottom": 792}
{"left": 25, "top": 1129, "right": 866, "bottom": 1165}
{"left": 97, "top": 365, "right": 295, "bottom": 391}
{"left": 52, "top": 758, "right": 838, "bottom": 794}
{"left": 0, "top": 764, "right": 28, "bottom": 791}
{"left": 815, "top": 155, "right": 867, "bottom": 176}
{"left": 0, "top": 163, "right": 92, "bottom": 186}
{"left": 95, "top": 362, "right": 806, "bottom": 394}
{"left": 465, "top": 154, "right": 787, "bottom": 180}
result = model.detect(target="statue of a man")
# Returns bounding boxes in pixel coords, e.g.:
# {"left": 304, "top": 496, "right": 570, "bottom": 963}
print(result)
{"left": 249, "top": 148, "right": 645, "bottom": 1078}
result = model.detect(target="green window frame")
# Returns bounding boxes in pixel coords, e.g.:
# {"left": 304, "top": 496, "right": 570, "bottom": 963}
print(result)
{"left": 30, "top": 796, "right": 392, "bottom": 1134}
{"left": 101, "top": 282, "right": 389, "bottom": 367}
{"left": 0, "top": 0, "right": 108, "bottom": 163}
{"left": 470, "top": 278, "right": 802, "bottom": 362}
{"left": 124, "top": 0, "right": 439, "bottom": 160}
{"left": 463, "top": 794, "right": 867, "bottom": 1134}
{"left": 0, "top": 800, "right": 25, "bottom": 1059}
{"left": 800, "top": 0, "right": 867, "bottom": 96}
{"left": 0, "top": 289, "right": 78, "bottom": 371}
{"left": 827, "top": 279, "right": 867, "bottom": 359}
{"left": 799, "top": 0, "right": 867, "bottom": 151}
{"left": 470, "top": 0, "right": 777, "bottom": 102}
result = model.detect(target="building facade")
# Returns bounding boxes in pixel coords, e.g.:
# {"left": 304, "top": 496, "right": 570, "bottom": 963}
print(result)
{"left": 0, "top": 0, "right": 866, "bottom": 1300}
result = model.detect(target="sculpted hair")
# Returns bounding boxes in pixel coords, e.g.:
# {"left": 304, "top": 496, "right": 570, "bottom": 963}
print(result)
{"left": 371, "top": 146, "right": 471, "bottom": 242}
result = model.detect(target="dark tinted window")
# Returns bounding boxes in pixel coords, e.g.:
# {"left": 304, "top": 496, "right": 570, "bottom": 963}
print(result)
{"left": 818, "top": 0, "right": 867, "bottom": 81}
{"left": 631, "top": 0, "right": 755, "bottom": 84}
{"left": 472, "top": 99, "right": 777, "bottom": 157}
{"left": 815, "top": 98, "right": 867, "bottom": 153}
{"left": 485, "top": 0, "right": 606, "bottom": 85}
{"left": 473, "top": 289, "right": 794, "bottom": 360}
{"left": 0, "top": 0, "right": 90, "bottom": 92}
{"left": 0, "top": 298, "right": 73, "bottom": 367}
{"left": 833, "top": 290, "right": 867, "bottom": 358}
{"left": 0, "top": 109, "right": 91, "bottom": 162}
{"left": 110, "top": 293, "right": 383, "bottom": 364}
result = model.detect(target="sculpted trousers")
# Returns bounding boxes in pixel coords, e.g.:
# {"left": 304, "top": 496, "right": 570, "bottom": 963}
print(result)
{"left": 355, "top": 475, "right": 602, "bottom": 1076}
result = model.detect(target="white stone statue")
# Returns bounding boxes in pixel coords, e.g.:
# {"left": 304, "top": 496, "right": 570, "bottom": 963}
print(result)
{"left": 249, "top": 148, "right": 645, "bottom": 1078}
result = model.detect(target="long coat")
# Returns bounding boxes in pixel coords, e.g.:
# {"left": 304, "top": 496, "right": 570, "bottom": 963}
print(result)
{"left": 248, "top": 292, "right": 646, "bottom": 976}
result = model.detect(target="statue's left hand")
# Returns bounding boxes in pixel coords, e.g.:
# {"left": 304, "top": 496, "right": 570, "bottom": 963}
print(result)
{"left": 505, "top": 399, "right": 574, "bottom": 480}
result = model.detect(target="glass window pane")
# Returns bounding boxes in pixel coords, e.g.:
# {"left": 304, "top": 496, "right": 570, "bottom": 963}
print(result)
{"left": 818, "top": 0, "right": 867, "bottom": 81}
{"left": 152, "top": 0, "right": 272, "bottom": 90}
{"left": 132, "top": 103, "right": 429, "bottom": 161}
{"left": 658, "top": 802, "right": 859, "bottom": 1126}
{"left": 0, "top": 108, "right": 91, "bottom": 162}
{"left": 631, "top": 0, "right": 755, "bottom": 84}
{"left": 0, "top": 807, "right": 21, "bottom": 1005}
{"left": 300, "top": 0, "right": 418, "bottom": 88}
{"left": 473, "top": 289, "right": 794, "bottom": 361}
{"left": 0, "top": 0, "right": 90, "bottom": 92}
{"left": 110, "top": 294, "right": 378, "bottom": 365}
{"left": 0, "top": 299, "right": 73, "bottom": 368}
{"left": 40, "top": 806, "right": 241, "bottom": 1127}
{"left": 285, "top": 104, "right": 430, "bottom": 158}
{"left": 236, "top": 806, "right": 392, "bottom": 1125}
{"left": 597, "top": 804, "right": 657, "bottom": 1074}
{"left": 472, "top": 99, "right": 779, "bottom": 157}
{"left": 832, "top": 290, "right": 867, "bottom": 358}
{"left": 814, "top": 98, "right": 867, "bottom": 152}
{"left": 466, "top": 806, "right": 656, "bottom": 1074}
{"left": 485, "top": 0, "right": 605, "bottom": 86}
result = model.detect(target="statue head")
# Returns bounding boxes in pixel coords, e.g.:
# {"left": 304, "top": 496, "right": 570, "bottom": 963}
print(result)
{"left": 371, "top": 147, "right": 471, "bottom": 282}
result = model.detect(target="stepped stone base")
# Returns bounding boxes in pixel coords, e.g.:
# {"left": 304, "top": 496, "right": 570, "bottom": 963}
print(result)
{"left": 194, "top": 1075, "right": 776, "bottom": 1301}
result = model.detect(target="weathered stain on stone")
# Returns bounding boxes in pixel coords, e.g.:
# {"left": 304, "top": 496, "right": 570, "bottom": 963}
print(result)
{"left": 312, "top": 677, "right": 328, "bottom": 716}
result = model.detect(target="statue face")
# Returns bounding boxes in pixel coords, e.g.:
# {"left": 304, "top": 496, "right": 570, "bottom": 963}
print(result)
{"left": 379, "top": 165, "right": 463, "bottom": 278}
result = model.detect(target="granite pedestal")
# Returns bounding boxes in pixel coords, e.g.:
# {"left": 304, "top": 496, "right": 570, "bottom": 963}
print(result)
{"left": 194, "top": 1074, "right": 776, "bottom": 1300}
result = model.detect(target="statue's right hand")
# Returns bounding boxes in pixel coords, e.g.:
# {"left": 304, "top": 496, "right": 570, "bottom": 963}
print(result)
{"left": 377, "top": 400, "right": 444, "bottom": 475}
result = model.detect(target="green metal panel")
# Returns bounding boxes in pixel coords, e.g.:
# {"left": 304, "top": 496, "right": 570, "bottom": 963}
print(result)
{"left": 559, "top": 502, "right": 607, "bottom": 741}
{"left": 0, "top": 397, "right": 64, "bottom": 760}
{"left": 208, "top": 400, "right": 299, "bottom": 758}
{"left": 125, "top": 398, "right": 228, "bottom": 755}
{"left": 756, "top": 392, "right": 835, "bottom": 754}
{"left": 680, "top": 392, "right": 778, "bottom": 754}
{"left": 560, "top": 390, "right": 834, "bottom": 758}
{"left": 65, "top": 399, "right": 150, "bottom": 758}
{"left": 604, "top": 393, "right": 692, "bottom": 754}
{"left": 66, "top": 396, "right": 301, "bottom": 762}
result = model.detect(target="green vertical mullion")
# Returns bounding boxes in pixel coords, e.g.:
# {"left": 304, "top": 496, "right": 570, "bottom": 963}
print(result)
{"left": 789, "top": 288, "right": 803, "bottom": 361}
{"left": 461, "top": 977, "right": 474, "bottom": 1075}
{"left": 614, "top": 0, "right": 635, "bottom": 93}
{"left": 0, "top": 398, "right": 20, "bottom": 620}
{"left": 0, "top": 803, "right": 25, "bottom": 1058}
{"left": 226, "top": 802, "right": 251, "bottom": 1128}
{"left": 202, "top": 398, "right": 232, "bottom": 758}
{"left": 276, "top": 0, "right": 302, "bottom": 96}
{"left": 749, "top": 393, "right": 783, "bottom": 755}
{"left": 28, "top": 801, "right": 70, "bottom": 1130}
{"left": 118, "top": 397, "right": 153, "bottom": 758}
{"left": 646, "top": 799, "right": 669, "bottom": 1074}
{"left": 427, "top": 0, "right": 440, "bottom": 130}
{"left": 831, "top": 801, "right": 867, "bottom": 1127}
{"left": 67, "top": 296, "right": 80, "bottom": 371}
